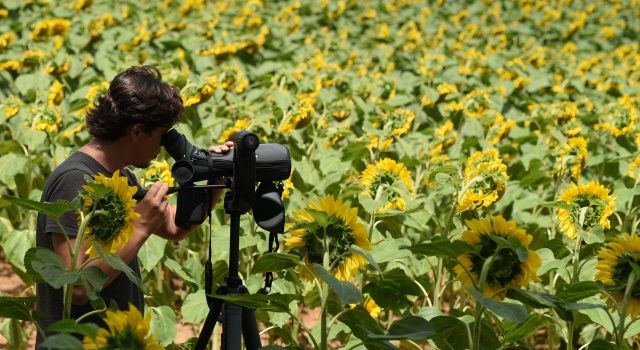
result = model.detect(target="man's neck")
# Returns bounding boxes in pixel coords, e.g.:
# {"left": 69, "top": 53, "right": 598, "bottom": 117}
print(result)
{"left": 79, "top": 139, "right": 129, "bottom": 173}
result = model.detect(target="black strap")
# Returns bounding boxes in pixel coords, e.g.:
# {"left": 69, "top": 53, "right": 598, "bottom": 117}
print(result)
{"left": 204, "top": 195, "right": 214, "bottom": 305}
{"left": 258, "top": 232, "right": 279, "bottom": 295}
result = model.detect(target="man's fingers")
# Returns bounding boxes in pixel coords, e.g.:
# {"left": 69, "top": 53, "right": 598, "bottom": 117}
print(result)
{"left": 209, "top": 142, "right": 234, "bottom": 154}
{"left": 154, "top": 183, "right": 169, "bottom": 200}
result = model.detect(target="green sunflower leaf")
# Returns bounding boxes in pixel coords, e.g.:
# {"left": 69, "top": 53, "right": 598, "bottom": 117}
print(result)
{"left": 587, "top": 339, "right": 617, "bottom": 350}
{"left": 429, "top": 316, "right": 469, "bottom": 350}
{"left": 78, "top": 266, "right": 108, "bottom": 300}
{"left": 556, "top": 281, "right": 603, "bottom": 302}
{"left": 339, "top": 305, "right": 385, "bottom": 341}
{"left": 402, "top": 239, "right": 474, "bottom": 258}
{"left": 350, "top": 245, "right": 382, "bottom": 275}
{"left": 506, "top": 288, "right": 559, "bottom": 309}
{"left": 1, "top": 195, "right": 77, "bottom": 220}
{"left": 93, "top": 244, "right": 143, "bottom": 292}
{"left": 251, "top": 252, "right": 301, "bottom": 274}
{"left": 487, "top": 235, "right": 528, "bottom": 262}
{"left": 358, "top": 193, "right": 387, "bottom": 214}
{"left": 24, "top": 247, "right": 79, "bottom": 289}
{"left": 580, "top": 225, "right": 604, "bottom": 244}
{"left": 469, "top": 288, "right": 528, "bottom": 323}
{"left": 304, "top": 209, "right": 330, "bottom": 229}
{"left": 46, "top": 319, "right": 100, "bottom": 338}
{"left": 538, "top": 200, "right": 574, "bottom": 211}
{"left": 0, "top": 296, "right": 37, "bottom": 321}
{"left": 313, "top": 264, "right": 363, "bottom": 305}
{"left": 367, "top": 316, "right": 436, "bottom": 341}
{"left": 39, "top": 333, "right": 84, "bottom": 350}
{"left": 210, "top": 293, "right": 296, "bottom": 312}
{"left": 149, "top": 305, "right": 177, "bottom": 346}
{"left": 503, "top": 314, "right": 550, "bottom": 343}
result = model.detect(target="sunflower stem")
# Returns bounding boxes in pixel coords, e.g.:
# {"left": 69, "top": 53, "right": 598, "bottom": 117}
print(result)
{"left": 571, "top": 237, "right": 582, "bottom": 284}
{"left": 434, "top": 194, "right": 458, "bottom": 310}
{"left": 617, "top": 272, "right": 636, "bottom": 349}
{"left": 472, "top": 255, "right": 495, "bottom": 350}
{"left": 62, "top": 211, "right": 94, "bottom": 320}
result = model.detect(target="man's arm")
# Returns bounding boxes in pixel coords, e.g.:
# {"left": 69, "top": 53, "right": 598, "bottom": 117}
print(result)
{"left": 153, "top": 141, "right": 233, "bottom": 241}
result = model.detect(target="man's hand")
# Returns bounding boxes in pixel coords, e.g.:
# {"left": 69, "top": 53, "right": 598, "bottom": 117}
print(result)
{"left": 133, "top": 181, "right": 170, "bottom": 238}
{"left": 208, "top": 141, "right": 234, "bottom": 204}
{"left": 209, "top": 140, "right": 234, "bottom": 154}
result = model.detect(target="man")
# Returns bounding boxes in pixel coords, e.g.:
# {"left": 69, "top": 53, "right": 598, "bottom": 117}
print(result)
{"left": 35, "top": 65, "right": 233, "bottom": 343}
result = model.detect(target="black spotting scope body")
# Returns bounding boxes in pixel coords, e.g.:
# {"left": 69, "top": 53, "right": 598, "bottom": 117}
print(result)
{"left": 162, "top": 129, "right": 291, "bottom": 184}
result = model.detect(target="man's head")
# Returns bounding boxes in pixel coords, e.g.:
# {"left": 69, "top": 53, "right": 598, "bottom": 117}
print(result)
{"left": 86, "top": 65, "right": 183, "bottom": 167}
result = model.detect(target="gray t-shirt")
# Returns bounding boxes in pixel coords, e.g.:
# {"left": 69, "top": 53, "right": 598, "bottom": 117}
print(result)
{"left": 35, "top": 151, "right": 144, "bottom": 342}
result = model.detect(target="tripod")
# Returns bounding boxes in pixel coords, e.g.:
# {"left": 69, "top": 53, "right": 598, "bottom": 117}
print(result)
{"left": 195, "top": 192, "right": 262, "bottom": 350}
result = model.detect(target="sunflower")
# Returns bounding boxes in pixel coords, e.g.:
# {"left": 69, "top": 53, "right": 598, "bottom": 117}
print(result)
{"left": 430, "top": 120, "right": 457, "bottom": 157}
{"left": 485, "top": 112, "right": 516, "bottom": 145}
{"left": 455, "top": 216, "right": 541, "bottom": 299}
{"left": 284, "top": 195, "right": 371, "bottom": 281}
{"left": 83, "top": 304, "right": 163, "bottom": 350}
{"left": 279, "top": 95, "right": 315, "bottom": 134}
{"left": 554, "top": 137, "right": 588, "bottom": 181}
{"left": 628, "top": 154, "right": 640, "bottom": 180}
{"left": 81, "top": 170, "right": 140, "bottom": 257}
{"left": 556, "top": 181, "right": 616, "bottom": 239}
{"left": 386, "top": 108, "right": 415, "bottom": 137}
{"left": 140, "top": 160, "right": 174, "bottom": 187}
{"left": 596, "top": 234, "right": 640, "bottom": 318}
{"left": 218, "top": 118, "right": 252, "bottom": 143}
{"left": 457, "top": 161, "right": 509, "bottom": 212}
{"left": 462, "top": 88, "right": 492, "bottom": 119}
{"left": 594, "top": 96, "right": 638, "bottom": 137}
{"left": 32, "top": 106, "right": 62, "bottom": 133}
{"left": 360, "top": 158, "right": 414, "bottom": 212}
{"left": 464, "top": 149, "right": 501, "bottom": 179}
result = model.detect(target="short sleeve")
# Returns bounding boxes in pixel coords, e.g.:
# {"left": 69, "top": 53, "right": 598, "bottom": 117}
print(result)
{"left": 43, "top": 169, "right": 90, "bottom": 238}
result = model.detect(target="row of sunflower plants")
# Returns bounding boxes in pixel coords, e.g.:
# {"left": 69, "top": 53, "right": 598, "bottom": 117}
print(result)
{"left": 2, "top": 0, "right": 640, "bottom": 349}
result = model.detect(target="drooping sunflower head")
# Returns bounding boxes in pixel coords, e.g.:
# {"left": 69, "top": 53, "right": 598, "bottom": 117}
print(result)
{"left": 595, "top": 234, "right": 640, "bottom": 318}
{"left": 32, "top": 106, "right": 62, "bottom": 133}
{"left": 462, "top": 88, "right": 492, "bottom": 119}
{"left": 554, "top": 137, "right": 588, "bottom": 181}
{"left": 454, "top": 216, "right": 541, "bottom": 300}
{"left": 594, "top": 96, "right": 638, "bottom": 137}
{"left": 430, "top": 120, "right": 457, "bottom": 156}
{"left": 464, "top": 149, "right": 502, "bottom": 178}
{"left": 457, "top": 161, "right": 509, "bottom": 212}
{"left": 279, "top": 96, "right": 315, "bottom": 134}
{"left": 83, "top": 303, "right": 163, "bottom": 350}
{"left": 328, "top": 97, "right": 354, "bottom": 121}
{"left": 485, "top": 112, "right": 516, "bottom": 145}
{"left": 81, "top": 170, "right": 140, "bottom": 257}
{"left": 556, "top": 181, "right": 616, "bottom": 239}
{"left": 360, "top": 158, "right": 414, "bottom": 212}
{"left": 284, "top": 195, "right": 371, "bottom": 281}
{"left": 386, "top": 108, "right": 415, "bottom": 137}
{"left": 628, "top": 154, "right": 640, "bottom": 180}
{"left": 140, "top": 160, "right": 174, "bottom": 187}
{"left": 218, "top": 118, "right": 252, "bottom": 143}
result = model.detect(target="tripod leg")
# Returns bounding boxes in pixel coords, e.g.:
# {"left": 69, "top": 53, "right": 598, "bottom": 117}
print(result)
{"left": 241, "top": 307, "right": 262, "bottom": 350}
{"left": 195, "top": 298, "right": 224, "bottom": 350}
{"left": 222, "top": 302, "right": 243, "bottom": 350}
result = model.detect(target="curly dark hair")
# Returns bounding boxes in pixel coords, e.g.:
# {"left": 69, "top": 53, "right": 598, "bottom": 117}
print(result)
{"left": 86, "top": 65, "right": 183, "bottom": 141}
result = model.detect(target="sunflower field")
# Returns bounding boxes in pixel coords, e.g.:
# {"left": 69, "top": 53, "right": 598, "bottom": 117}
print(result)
{"left": 2, "top": 0, "right": 640, "bottom": 349}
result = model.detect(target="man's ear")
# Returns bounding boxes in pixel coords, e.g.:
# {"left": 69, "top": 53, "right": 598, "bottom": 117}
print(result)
{"left": 130, "top": 123, "right": 145, "bottom": 139}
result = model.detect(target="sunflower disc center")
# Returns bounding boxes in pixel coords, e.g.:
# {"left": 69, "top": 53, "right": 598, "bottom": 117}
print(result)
{"left": 571, "top": 195, "right": 604, "bottom": 230}
{"left": 89, "top": 191, "right": 126, "bottom": 243}
{"left": 105, "top": 326, "right": 147, "bottom": 350}
{"left": 470, "top": 235, "right": 523, "bottom": 287}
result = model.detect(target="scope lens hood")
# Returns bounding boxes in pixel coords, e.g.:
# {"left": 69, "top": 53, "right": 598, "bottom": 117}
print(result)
{"left": 252, "top": 182, "right": 285, "bottom": 233}
{"left": 172, "top": 160, "right": 194, "bottom": 184}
